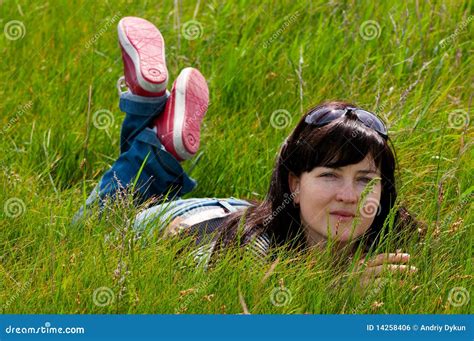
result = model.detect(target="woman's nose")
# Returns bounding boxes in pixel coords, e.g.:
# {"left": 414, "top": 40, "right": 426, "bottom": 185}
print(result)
{"left": 335, "top": 182, "right": 358, "bottom": 203}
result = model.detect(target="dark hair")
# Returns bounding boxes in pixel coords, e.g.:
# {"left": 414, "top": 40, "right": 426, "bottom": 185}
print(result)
{"left": 212, "top": 101, "right": 424, "bottom": 258}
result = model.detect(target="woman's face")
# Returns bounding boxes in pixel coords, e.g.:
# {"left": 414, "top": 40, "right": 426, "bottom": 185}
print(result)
{"left": 288, "top": 155, "right": 382, "bottom": 246}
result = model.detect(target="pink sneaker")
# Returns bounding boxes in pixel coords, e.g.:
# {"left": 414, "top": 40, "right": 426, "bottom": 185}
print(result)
{"left": 154, "top": 67, "right": 209, "bottom": 161}
{"left": 117, "top": 16, "right": 168, "bottom": 96}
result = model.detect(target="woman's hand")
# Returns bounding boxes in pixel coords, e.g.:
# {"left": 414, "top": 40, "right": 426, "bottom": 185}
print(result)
{"left": 353, "top": 251, "right": 418, "bottom": 289}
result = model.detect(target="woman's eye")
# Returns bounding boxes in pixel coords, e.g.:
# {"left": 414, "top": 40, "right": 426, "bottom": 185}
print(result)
{"left": 319, "top": 173, "right": 373, "bottom": 183}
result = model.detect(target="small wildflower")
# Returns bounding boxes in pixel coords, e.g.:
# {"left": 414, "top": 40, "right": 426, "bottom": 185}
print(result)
{"left": 371, "top": 301, "right": 384, "bottom": 309}
{"left": 417, "top": 226, "right": 427, "bottom": 235}
{"left": 451, "top": 274, "right": 472, "bottom": 280}
{"left": 179, "top": 288, "right": 196, "bottom": 297}
{"left": 177, "top": 306, "right": 188, "bottom": 313}
{"left": 265, "top": 72, "right": 278, "bottom": 80}
{"left": 448, "top": 217, "right": 463, "bottom": 234}
{"left": 202, "top": 294, "right": 214, "bottom": 302}
{"left": 133, "top": 292, "right": 140, "bottom": 307}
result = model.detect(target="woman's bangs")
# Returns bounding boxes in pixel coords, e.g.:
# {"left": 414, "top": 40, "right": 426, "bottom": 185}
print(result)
{"left": 305, "top": 120, "right": 386, "bottom": 171}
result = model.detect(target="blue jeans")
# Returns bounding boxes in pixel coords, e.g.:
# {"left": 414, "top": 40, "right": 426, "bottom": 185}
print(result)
{"left": 73, "top": 91, "right": 197, "bottom": 223}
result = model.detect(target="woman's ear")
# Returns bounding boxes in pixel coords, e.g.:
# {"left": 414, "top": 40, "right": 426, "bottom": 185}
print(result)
{"left": 288, "top": 171, "right": 300, "bottom": 204}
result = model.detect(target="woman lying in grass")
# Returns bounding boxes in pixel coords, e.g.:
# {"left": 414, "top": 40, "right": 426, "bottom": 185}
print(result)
{"left": 74, "top": 16, "right": 424, "bottom": 289}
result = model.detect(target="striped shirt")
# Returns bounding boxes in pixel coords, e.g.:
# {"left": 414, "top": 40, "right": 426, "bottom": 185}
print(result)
{"left": 133, "top": 197, "right": 271, "bottom": 269}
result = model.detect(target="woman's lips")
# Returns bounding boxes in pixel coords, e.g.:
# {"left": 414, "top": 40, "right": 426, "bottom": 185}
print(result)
{"left": 330, "top": 212, "right": 355, "bottom": 222}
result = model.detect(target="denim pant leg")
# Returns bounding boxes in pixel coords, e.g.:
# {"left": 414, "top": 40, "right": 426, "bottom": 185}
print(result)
{"left": 118, "top": 91, "right": 166, "bottom": 154}
{"left": 73, "top": 91, "right": 198, "bottom": 223}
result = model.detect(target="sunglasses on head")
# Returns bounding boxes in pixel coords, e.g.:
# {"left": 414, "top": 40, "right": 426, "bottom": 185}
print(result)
{"left": 304, "top": 106, "right": 388, "bottom": 140}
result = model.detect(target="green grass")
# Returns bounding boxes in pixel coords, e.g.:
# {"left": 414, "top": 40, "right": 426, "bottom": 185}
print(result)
{"left": 0, "top": 0, "right": 472, "bottom": 314}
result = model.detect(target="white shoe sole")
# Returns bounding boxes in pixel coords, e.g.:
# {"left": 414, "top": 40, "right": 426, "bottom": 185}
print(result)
{"left": 117, "top": 18, "right": 168, "bottom": 93}
{"left": 173, "top": 67, "right": 194, "bottom": 160}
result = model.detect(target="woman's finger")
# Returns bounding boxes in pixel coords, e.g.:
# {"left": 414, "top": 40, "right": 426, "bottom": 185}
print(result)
{"left": 365, "top": 252, "right": 411, "bottom": 267}
{"left": 364, "top": 264, "right": 418, "bottom": 277}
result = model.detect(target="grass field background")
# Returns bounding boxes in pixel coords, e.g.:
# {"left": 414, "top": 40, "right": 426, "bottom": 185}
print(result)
{"left": 0, "top": 0, "right": 472, "bottom": 314}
